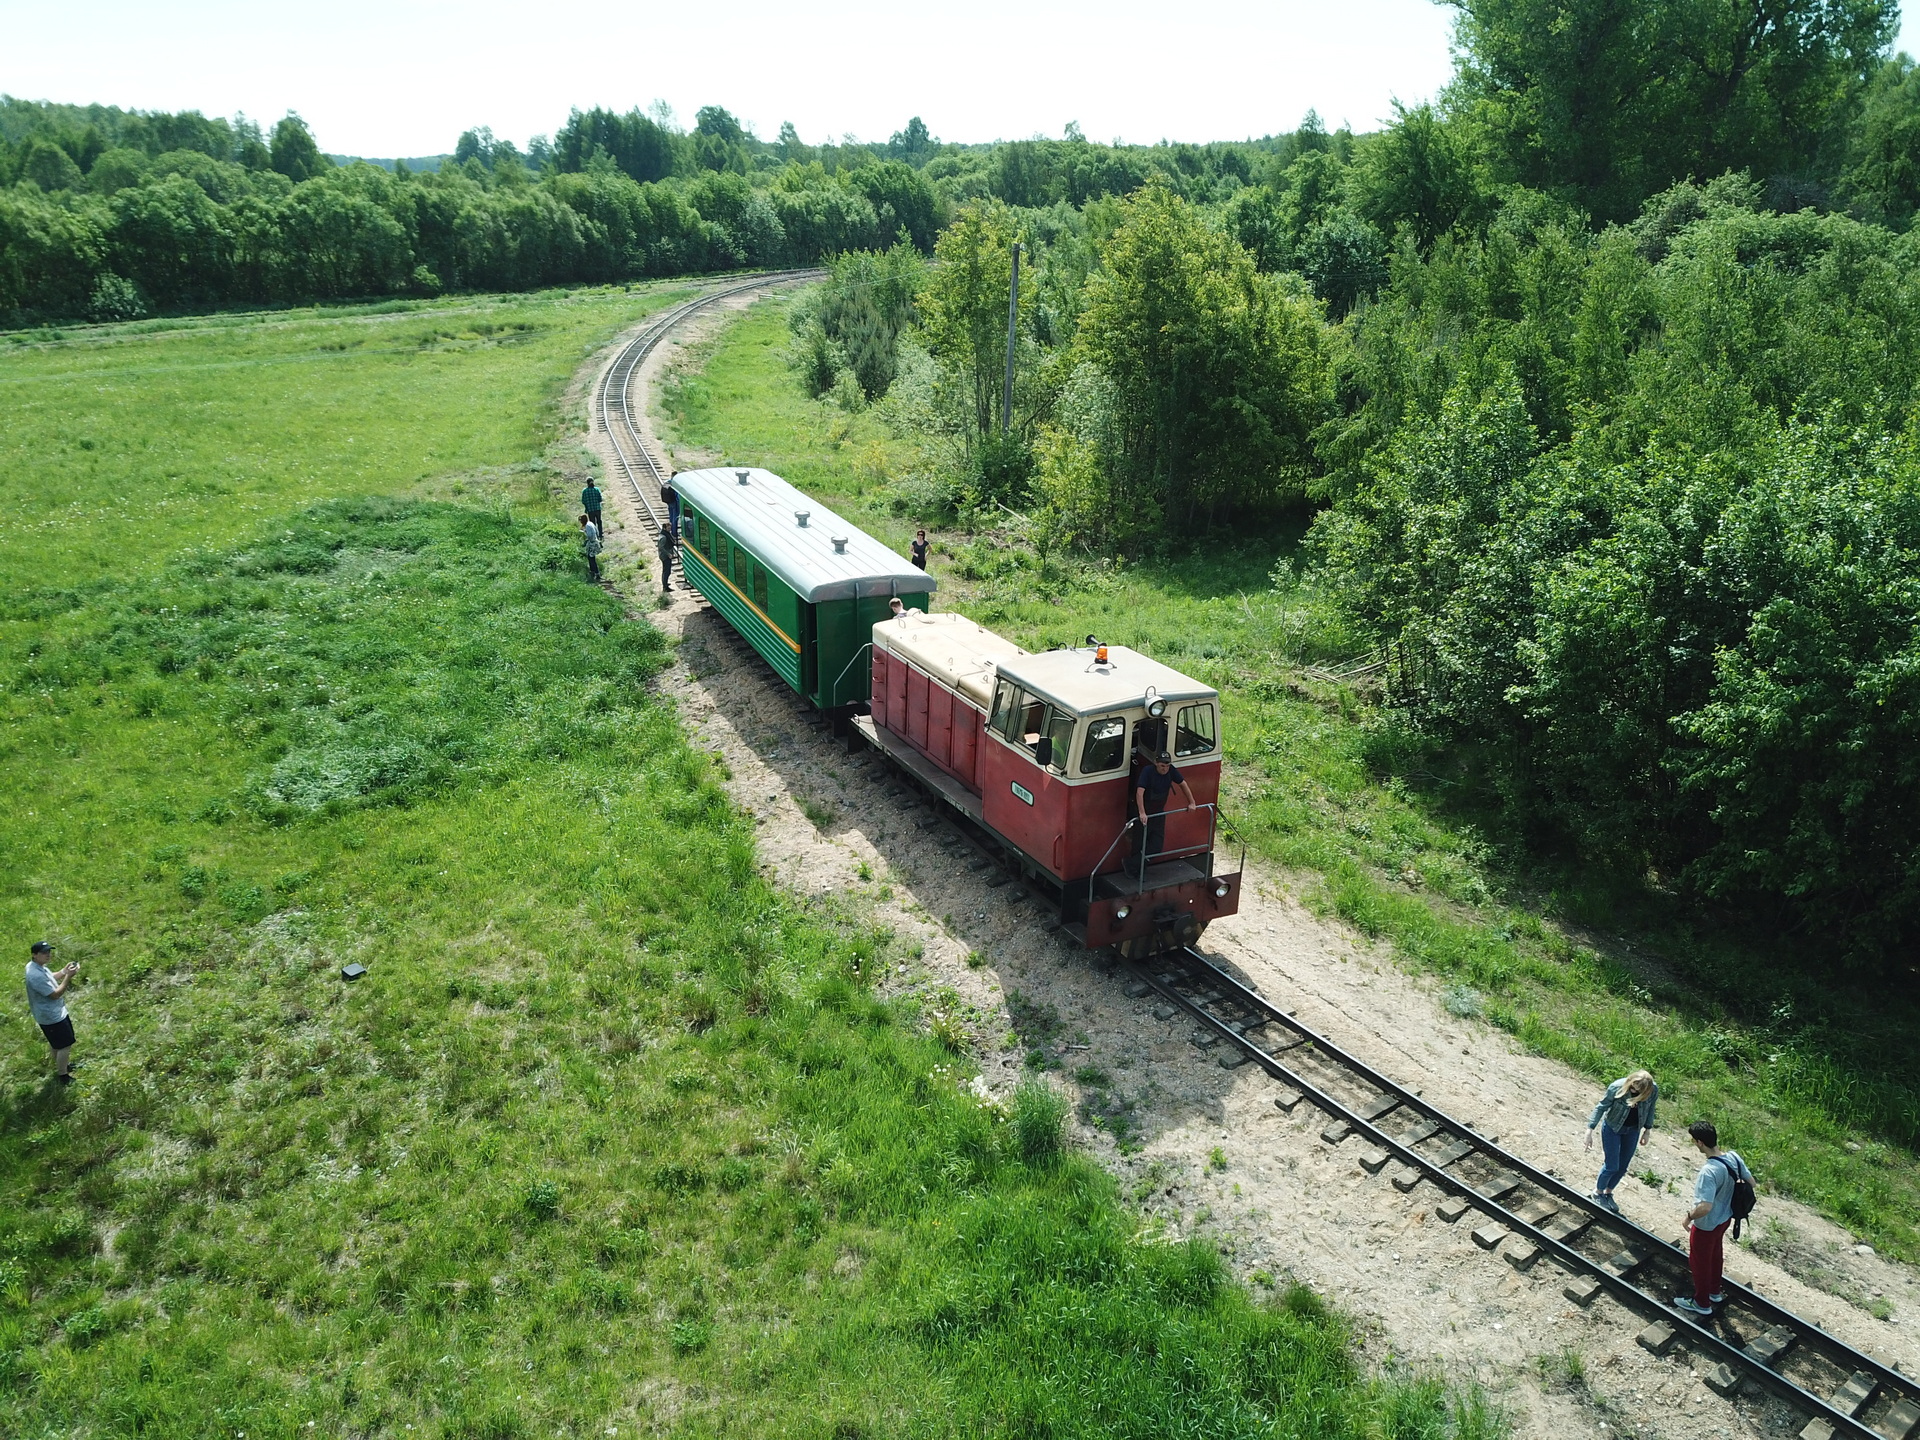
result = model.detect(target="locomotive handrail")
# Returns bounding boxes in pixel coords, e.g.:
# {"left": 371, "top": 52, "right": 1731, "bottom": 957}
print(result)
{"left": 1085, "top": 802, "right": 1221, "bottom": 908}
{"left": 831, "top": 641, "right": 874, "bottom": 700}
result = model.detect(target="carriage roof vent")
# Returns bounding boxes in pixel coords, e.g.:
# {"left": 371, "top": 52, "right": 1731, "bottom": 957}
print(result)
{"left": 794, "top": 510, "right": 810, "bottom": 528}
{"left": 831, "top": 535, "right": 848, "bottom": 553}
{"left": 735, "top": 469, "right": 751, "bottom": 484}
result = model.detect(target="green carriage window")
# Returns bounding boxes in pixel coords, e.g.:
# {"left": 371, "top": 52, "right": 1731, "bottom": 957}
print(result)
{"left": 696, "top": 517, "right": 710, "bottom": 555}
{"left": 716, "top": 532, "right": 729, "bottom": 572}
{"left": 752, "top": 563, "right": 768, "bottom": 611}
{"left": 1174, "top": 703, "right": 1216, "bottom": 757}
{"left": 1080, "top": 716, "right": 1127, "bottom": 774}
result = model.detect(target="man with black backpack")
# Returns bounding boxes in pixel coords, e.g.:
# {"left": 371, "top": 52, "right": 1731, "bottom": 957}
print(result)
{"left": 1675, "top": 1120, "right": 1755, "bottom": 1317}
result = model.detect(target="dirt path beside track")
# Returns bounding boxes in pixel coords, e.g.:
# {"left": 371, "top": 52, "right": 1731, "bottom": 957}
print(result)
{"left": 563, "top": 297, "right": 1918, "bottom": 1440}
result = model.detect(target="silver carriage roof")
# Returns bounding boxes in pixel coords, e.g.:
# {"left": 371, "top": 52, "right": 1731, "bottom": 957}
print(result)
{"left": 671, "top": 467, "right": 937, "bottom": 604}
{"left": 995, "top": 644, "right": 1216, "bottom": 717}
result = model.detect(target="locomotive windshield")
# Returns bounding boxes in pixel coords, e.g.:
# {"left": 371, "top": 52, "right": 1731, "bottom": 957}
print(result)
{"left": 1174, "top": 703, "right": 1216, "bottom": 757}
{"left": 1080, "top": 716, "right": 1127, "bottom": 773}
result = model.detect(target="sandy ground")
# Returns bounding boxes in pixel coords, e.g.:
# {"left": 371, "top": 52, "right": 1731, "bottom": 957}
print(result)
{"left": 566, "top": 296, "right": 1918, "bottom": 1440}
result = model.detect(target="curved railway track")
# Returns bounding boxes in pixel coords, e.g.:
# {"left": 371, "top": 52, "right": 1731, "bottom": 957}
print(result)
{"left": 594, "top": 268, "right": 825, "bottom": 541}
{"left": 596, "top": 272, "right": 1915, "bottom": 1440}
{"left": 1143, "top": 946, "right": 1916, "bottom": 1440}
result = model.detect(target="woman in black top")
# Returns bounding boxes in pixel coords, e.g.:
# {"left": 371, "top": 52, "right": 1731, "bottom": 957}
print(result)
{"left": 910, "top": 529, "right": 929, "bottom": 569}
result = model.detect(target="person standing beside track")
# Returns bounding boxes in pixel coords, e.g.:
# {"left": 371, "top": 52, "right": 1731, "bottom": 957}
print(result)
{"left": 1675, "top": 1120, "right": 1753, "bottom": 1317}
{"left": 1132, "top": 750, "right": 1196, "bottom": 872}
{"left": 1585, "top": 1069, "right": 1658, "bottom": 1212}
{"left": 656, "top": 522, "right": 676, "bottom": 593}
{"left": 579, "top": 514, "right": 603, "bottom": 582}
{"left": 581, "top": 477, "right": 604, "bottom": 537}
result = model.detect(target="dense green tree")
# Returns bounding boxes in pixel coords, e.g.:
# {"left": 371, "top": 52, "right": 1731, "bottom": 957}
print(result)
{"left": 1449, "top": 0, "right": 1898, "bottom": 221}
{"left": 20, "top": 137, "right": 85, "bottom": 191}
{"left": 553, "top": 108, "right": 678, "bottom": 184}
{"left": 87, "top": 146, "right": 150, "bottom": 195}
{"left": 1073, "top": 182, "right": 1333, "bottom": 531}
{"left": 269, "top": 114, "right": 328, "bottom": 183}
{"left": 109, "top": 174, "right": 235, "bottom": 307}
{"left": 1347, "top": 104, "right": 1491, "bottom": 250}
{"left": 887, "top": 116, "right": 935, "bottom": 166}
{"left": 0, "top": 186, "right": 106, "bottom": 316}
{"left": 692, "top": 106, "right": 749, "bottom": 174}
{"left": 1842, "top": 56, "right": 1920, "bottom": 225}
{"left": 919, "top": 198, "right": 1025, "bottom": 445}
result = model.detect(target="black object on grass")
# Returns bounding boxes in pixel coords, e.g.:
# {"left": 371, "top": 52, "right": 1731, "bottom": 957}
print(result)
{"left": 341, "top": 963, "right": 367, "bottom": 981}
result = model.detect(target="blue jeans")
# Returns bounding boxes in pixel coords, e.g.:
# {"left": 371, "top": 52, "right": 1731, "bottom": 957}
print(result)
{"left": 1596, "top": 1125, "right": 1640, "bottom": 1194}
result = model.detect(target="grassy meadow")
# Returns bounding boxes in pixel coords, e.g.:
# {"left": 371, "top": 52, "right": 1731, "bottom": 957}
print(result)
{"left": 660, "top": 293, "right": 1920, "bottom": 1267}
{"left": 0, "top": 293, "right": 1498, "bottom": 1437}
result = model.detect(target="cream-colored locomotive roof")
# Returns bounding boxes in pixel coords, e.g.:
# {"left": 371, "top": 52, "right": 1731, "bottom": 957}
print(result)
{"left": 873, "top": 610, "right": 1026, "bottom": 708}
{"left": 999, "top": 645, "right": 1216, "bottom": 716}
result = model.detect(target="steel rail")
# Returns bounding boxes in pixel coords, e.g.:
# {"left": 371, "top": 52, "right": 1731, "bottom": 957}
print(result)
{"left": 1138, "top": 945, "right": 1913, "bottom": 1440}
{"left": 592, "top": 269, "right": 825, "bottom": 541}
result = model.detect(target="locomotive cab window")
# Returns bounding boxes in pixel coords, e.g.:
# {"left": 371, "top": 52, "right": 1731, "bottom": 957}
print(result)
{"left": 989, "top": 678, "right": 1019, "bottom": 740}
{"left": 1174, "top": 702, "right": 1216, "bottom": 757}
{"left": 1041, "top": 707, "right": 1075, "bottom": 772}
{"left": 1080, "top": 716, "right": 1127, "bottom": 774}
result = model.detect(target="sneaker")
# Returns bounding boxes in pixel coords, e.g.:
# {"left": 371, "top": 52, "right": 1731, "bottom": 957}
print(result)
{"left": 1708, "top": 1292, "right": 1727, "bottom": 1304}
{"left": 1672, "top": 1297, "right": 1714, "bottom": 1316}
{"left": 1595, "top": 1194, "right": 1621, "bottom": 1214}
{"left": 56, "top": 1073, "right": 74, "bottom": 1086}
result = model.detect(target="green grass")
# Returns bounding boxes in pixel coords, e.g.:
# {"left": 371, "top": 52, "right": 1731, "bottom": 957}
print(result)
{"left": 0, "top": 292, "right": 1492, "bottom": 1435}
{"left": 0, "top": 285, "right": 695, "bottom": 587}
{"left": 662, "top": 292, "right": 1920, "bottom": 1263}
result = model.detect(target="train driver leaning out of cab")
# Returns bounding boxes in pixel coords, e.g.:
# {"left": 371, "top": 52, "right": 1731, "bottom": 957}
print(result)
{"left": 1133, "top": 750, "right": 1195, "bottom": 866}
{"left": 888, "top": 597, "right": 905, "bottom": 618}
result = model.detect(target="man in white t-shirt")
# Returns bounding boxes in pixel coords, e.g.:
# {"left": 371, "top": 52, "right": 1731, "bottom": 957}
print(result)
{"left": 24, "top": 940, "right": 79, "bottom": 1085}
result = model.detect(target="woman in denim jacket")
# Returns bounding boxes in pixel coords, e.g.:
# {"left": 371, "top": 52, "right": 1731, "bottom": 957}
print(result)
{"left": 1585, "top": 1070, "right": 1657, "bottom": 1212}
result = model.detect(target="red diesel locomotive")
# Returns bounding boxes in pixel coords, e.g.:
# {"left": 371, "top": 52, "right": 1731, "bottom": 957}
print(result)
{"left": 853, "top": 610, "right": 1242, "bottom": 956}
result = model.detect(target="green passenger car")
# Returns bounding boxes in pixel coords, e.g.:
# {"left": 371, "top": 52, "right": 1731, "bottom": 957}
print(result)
{"left": 673, "top": 467, "right": 936, "bottom": 708}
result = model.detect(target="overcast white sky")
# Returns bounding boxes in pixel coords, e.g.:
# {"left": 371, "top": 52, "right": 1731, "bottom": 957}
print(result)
{"left": 3, "top": 0, "right": 1916, "bottom": 158}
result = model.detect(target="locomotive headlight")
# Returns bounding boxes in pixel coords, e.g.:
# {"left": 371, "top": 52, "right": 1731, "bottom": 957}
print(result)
{"left": 1114, "top": 904, "right": 1131, "bottom": 921}
{"left": 1214, "top": 881, "right": 1230, "bottom": 898}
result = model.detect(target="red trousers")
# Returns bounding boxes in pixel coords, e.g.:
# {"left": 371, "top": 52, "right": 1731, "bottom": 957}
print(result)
{"left": 1688, "top": 1220, "right": 1727, "bottom": 1305}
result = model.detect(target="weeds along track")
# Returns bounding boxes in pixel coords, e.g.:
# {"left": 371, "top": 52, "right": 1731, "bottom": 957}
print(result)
{"left": 594, "top": 270, "right": 824, "bottom": 539}
{"left": 1142, "top": 946, "right": 1918, "bottom": 1440}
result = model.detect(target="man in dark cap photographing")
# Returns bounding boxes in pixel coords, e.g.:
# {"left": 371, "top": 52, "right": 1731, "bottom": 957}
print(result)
{"left": 24, "top": 940, "right": 79, "bottom": 1085}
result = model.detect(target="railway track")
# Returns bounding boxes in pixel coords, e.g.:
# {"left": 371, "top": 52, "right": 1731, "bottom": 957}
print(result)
{"left": 593, "top": 268, "right": 825, "bottom": 541}
{"left": 1138, "top": 944, "right": 1916, "bottom": 1440}
{"left": 593, "top": 266, "right": 1914, "bottom": 1440}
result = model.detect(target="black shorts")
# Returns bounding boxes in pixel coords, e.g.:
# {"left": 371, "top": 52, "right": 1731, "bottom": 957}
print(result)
{"left": 39, "top": 1017, "right": 75, "bottom": 1050}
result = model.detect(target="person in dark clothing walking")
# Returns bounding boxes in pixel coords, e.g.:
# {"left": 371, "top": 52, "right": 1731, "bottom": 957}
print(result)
{"left": 1132, "top": 750, "right": 1196, "bottom": 874}
{"left": 910, "top": 528, "right": 930, "bottom": 569}
{"left": 579, "top": 514, "right": 603, "bottom": 582}
{"left": 25, "top": 940, "right": 78, "bottom": 1085}
{"left": 581, "top": 478, "right": 604, "bottom": 537}
{"left": 655, "top": 524, "right": 676, "bottom": 592}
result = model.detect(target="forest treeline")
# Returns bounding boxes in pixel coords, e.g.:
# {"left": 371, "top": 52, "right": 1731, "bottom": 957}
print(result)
{"left": 787, "top": 0, "right": 1920, "bottom": 963}
{"left": 0, "top": 101, "right": 953, "bottom": 321}
{"left": 0, "top": 97, "right": 1286, "bottom": 324}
